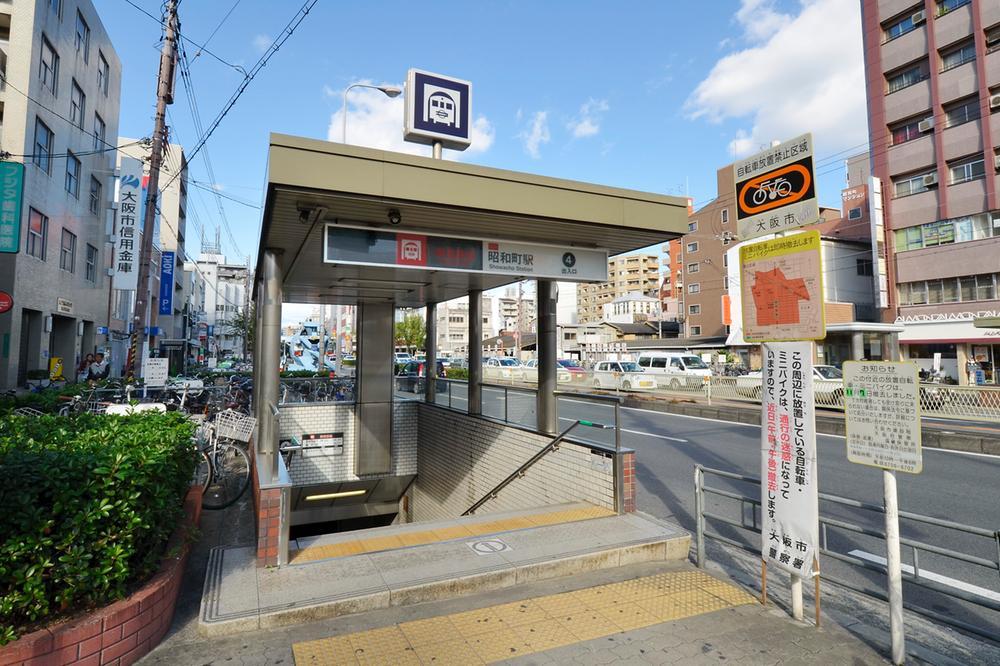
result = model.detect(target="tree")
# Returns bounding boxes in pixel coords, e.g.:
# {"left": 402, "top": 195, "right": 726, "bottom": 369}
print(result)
{"left": 225, "top": 304, "right": 255, "bottom": 360}
{"left": 394, "top": 314, "right": 425, "bottom": 355}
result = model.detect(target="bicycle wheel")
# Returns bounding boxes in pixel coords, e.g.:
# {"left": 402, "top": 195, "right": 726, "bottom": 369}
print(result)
{"left": 202, "top": 443, "right": 251, "bottom": 510}
{"left": 193, "top": 450, "right": 212, "bottom": 490}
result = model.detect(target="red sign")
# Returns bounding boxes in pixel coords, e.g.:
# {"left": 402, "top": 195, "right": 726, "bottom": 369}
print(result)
{"left": 0, "top": 291, "right": 11, "bottom": 314}
{"left": 396, "top": 234, "right": 427, "bottom": 266}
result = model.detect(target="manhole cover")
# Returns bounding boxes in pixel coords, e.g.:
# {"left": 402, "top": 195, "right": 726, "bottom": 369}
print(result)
{"left": 467, "top": 538, "right": 511, "bottom": 555}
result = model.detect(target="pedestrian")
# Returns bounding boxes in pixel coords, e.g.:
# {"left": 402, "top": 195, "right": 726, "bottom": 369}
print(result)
{"left": 88, "top": 352, "right": 110, "bottom": 385}
{"left": 77, "top": 353, "right": 95, "bottom": 383}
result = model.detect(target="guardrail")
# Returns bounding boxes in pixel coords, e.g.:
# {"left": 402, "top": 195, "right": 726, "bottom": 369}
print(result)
{"left": 694, "top": 464, "right": 1000, "bottom": 642}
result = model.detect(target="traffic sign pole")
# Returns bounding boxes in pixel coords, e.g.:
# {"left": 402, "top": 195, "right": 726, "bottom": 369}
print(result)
{"left": 883, "top": 469, "right": 905, "bottom": 665}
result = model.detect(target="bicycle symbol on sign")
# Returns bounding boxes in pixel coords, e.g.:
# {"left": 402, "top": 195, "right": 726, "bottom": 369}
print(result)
{"left": 750, "top": 177, "right": 793, "bottom": 205}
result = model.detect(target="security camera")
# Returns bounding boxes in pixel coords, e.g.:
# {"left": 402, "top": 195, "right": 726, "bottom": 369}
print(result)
{"left": 388, "top": 209, "right": 402, "bottom": 225}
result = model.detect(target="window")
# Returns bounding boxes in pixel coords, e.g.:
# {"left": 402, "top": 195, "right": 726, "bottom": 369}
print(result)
{"left": 927, "top": 279, "right": 943, "bottom": 304}
{"left": 893, "top": 170, "right": 933, "bottom": 197}
{"left": 70, "top": 80, "right": 85, "bottom": 128}
{"left": 93, "top": 113, "right": 105, "bottom": 150}
{"left": 943, "top": 277, "right": 959, "bottom": 303}
{"left": 688, "top": 283, "right": 700, "bottom": 294}
{"left": 721, "top": 209, "right": 729, "bottom": 224}
{"left": 65, "top": 152, "right": 80, "bottom": 197}
{"left": 690, "top": 326, "right": 702, "bottom": 336}
{"left": 899, "top": 274, "right": 997, "bottom": 304}
{"left": 75, "top": 11, "right": 90, "bottom": 62}
{"left": 686, "top": 241, "right": 699, "bottom": 253}
{"left": 940, "top": 39, "right": 975, "bottom": 72}
{"left": 98, "top": 52, "right": 109, "bottom": 95}
{"left": 85, "top": 244, "right": 97, "bottom": 282}
{"left": 33, "top": 119, "right": 53, "bottom": 174}
{"left": 977, "top": 274, "right": 996, "bottom": 301}
{"left": 886, "top": 62, "right": 928, "bottom": 94}
{"left": 848, "top": 207, "right": 863, "bottom": 220}
{"left": 949, "top": 156, "right": 985, "bottom": 184}
{"left": 60, "top": 229, "right": 76, "bottom": 272}
{"left": 944, "top": 96, "right": 981, "bottom": 128}
{"left": 884, "top": 12, "right": 919, "bottom": 42}
{"left": 960, "top": 276, "right": 976, "bottom": 301}
{"left": 937, "top": 0, "right": 970, "bottom": 16}
{"left": 889, "top": 117, "right": 925, "bottom": 145}
{"left": 49, "top": 0, "right": 62, "bottom": 17}
{"left": 89, "top": 176, "right": 102, "bottom": 214}
{"left": 687, "top": 262, "right": 700, "bottom": 274}
{"left": 894, "top": 213, "right": 996, "bottom": 251}
{"left": 39, "top": 37, "right": 59, "bottom": 95}
{"left": 724, "top": 276, "right": 730, "bottom": 290}
{"left": 857, "top": 258, "right": 873, "bottom": 276}
{"left": 27, "top": 209, "right": 48, "bottom": 259}
{"left": 988, "top": 25, "right": 1000, "bottom": 54}
{"left": 689, "top": 304, "right": 701, "bottom": 315}
{"left": 688, "top": 221, "right": 697, "bottom": 232}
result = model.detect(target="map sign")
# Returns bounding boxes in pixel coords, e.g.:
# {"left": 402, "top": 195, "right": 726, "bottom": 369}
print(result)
{"left": 843, "top": 361, "right": 922, "bottom": 474}
{"left": 740, "top": 231, "right": 824, "bottom": 343}
{"left": 734, "top": 133, "right": 819, "bottom": 241}
{"left": 760, "top": 341, "right": 819, "bottom": 577}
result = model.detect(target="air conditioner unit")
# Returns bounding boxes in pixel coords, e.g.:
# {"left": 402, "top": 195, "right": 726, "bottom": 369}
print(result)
{"left": 990, "top": 94, "right": 1000, "bottom": 110}
{"left": 911, "top": 10, "right": 926, "bottom": 25}
{"left": 922, "top": 173, "right": 938, "bottom": 187}
{"left": 917, "top": 117, "right": 934, "bottom": 133}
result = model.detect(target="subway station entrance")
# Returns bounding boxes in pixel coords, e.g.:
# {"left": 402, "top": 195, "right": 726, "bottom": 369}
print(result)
{"left": 201, "top": 134, "right": 690, "bottom": 634}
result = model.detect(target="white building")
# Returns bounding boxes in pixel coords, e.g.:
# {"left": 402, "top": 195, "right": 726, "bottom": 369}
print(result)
{"left": 196, "top": 252, "right": 250, "bottom": 360}
{"left": 601, "top": 292, "right": 661, "bottom": 324}
{"left": 0, "top": 0, "right": 122, "bottom": 388}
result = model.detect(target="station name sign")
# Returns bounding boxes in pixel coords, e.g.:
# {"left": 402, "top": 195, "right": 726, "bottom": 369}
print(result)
{"left": 324, "top": 225, "right": 608, "bottom": 282}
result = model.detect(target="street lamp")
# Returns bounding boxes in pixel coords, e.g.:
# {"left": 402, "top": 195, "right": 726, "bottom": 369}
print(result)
{"left": 341, "top": 83, "right": 403, "bottom": 143}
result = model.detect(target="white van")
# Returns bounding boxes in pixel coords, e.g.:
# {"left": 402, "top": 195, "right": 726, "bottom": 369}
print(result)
{"left": 636, "top": 352, "right": 712, "bottom": 390}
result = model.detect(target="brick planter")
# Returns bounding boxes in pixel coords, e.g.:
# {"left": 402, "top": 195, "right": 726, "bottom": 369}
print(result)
{"left": 1, "top": 487, "right": 202, "bottom": 666}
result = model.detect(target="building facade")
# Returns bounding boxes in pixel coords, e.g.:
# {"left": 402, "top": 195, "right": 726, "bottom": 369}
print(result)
{"left": 601, "top": 292, "right": 661, "bottom": 324}
{"left": 196, "top": 252, "right": 250, "bottom": 361}
{"left": 861, "top": 0, "right": 1000, "bottom": 383}
{"left": 577, "top": 253, "right": 660, "bottom": 323}
{"left": 0, "top": 0, "right": 121, "bottom": 389}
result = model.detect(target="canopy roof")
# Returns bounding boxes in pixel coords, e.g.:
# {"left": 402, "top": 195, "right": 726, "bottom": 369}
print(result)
{"left": 256, "top": 134, "right": 688, "bottom": 307}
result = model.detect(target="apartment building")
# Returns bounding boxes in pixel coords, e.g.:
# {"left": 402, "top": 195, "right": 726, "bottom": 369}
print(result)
{"left": 0, "top": 0, "right": 121, "bottom": 389}
{"left": 861, "top": 0, "right": 1000, "bottom": 383}
{"left": 577, "top": 253, "right": 659, "bottom": 323}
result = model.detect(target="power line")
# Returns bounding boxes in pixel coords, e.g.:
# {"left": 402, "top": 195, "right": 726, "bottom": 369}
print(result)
{"left": 192, "top": 0, "right": 242, "bottom": 60}
{"left": 188, "top": 179, "right": 261, "bottom": 208}
{"left": 0, "top": 139, "right": 149, "bottom": 162}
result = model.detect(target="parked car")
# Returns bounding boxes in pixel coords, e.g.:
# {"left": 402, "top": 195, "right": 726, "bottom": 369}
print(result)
{"left": 735, "top": 364, "right": 845, "bottom": 404}
{"left": 592, "top": 361, "right": 658, "bottom": 391}
{"left": 521, "top": 359, "right": 572, "bottom": 384}
{"left": 557, "top": 359, "right": 588, "bottom": 380}
{"left": 395, "top": 360, "right": 447, "bottom": 394}
{"left": 483, "top": 357, "right": 524, "bottom": 382}
{"left": 636, "top": 352, "right": 712, "bottom": 390}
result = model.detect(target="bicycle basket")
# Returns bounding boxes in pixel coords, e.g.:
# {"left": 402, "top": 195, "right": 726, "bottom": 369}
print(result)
{"left": 86, "top": 401, "right": 108, "bottom": 415}
{"left": 214, "top": 410, "right": 256, "bottom": 442}
{"left": 13, "top": 407, "right": 44, "bottom": 417}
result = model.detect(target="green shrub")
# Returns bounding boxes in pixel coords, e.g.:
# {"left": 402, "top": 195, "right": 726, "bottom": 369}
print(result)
{"left": 281, "top": 369, "right": 322, "bottom": 378}
{"left": 0, "top": 412, "right": 197, "bottom": 644}
{"left": 446, "top": 367, "right": 469, "bottom": 380}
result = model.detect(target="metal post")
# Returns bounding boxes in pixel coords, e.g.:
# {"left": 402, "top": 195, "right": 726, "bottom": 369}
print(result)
{"left": 883, "top": 469, "right": 906, "bottom": 665}
{"left": 259, "top": 250, "right": 283, "bottom": 483}
{"left": 432, "top": 141, "right": 442, "bottom": 159}
{"left": 252, "top": 281, "right": 264, "bottom": 427}
{"left": 537, "top": 280, "right": 557, "bottom": 434}
{"left": 761, "top": 560, "right": 768, "bottom": 604}
{"left": 469, "top": 289, "right": 483, "bottom": 415}
{"left": 424, "top": 302, "right": 437, "bottom": 403}
{"left": 694, "top": 466, "right": 705, "bottom": 567}
{"left": 815, "top": 563, "right": 821, "bottom": 628}
{"left": 791, "top": 575, "right": 804, "bottom": 621}
{"left": 614, "top": 399, "right": 624, "bottom": 514}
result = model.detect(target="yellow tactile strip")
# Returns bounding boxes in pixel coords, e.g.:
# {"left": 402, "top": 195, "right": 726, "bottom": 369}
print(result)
{"left": 291, "top": 505, "right": 616, "bottom": 564}
{"left": 291, "top": 570, "right": 758, "bottom": 665}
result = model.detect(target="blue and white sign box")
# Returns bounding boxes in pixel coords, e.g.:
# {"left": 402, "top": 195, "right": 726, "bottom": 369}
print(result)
{"left": 404, "top": 68, "right": 472, "bottom": 151}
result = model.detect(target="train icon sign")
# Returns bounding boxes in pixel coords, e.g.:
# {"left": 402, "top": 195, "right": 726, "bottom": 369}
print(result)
{"left": 404, "top": 68, "right": 472, "bottom": 151}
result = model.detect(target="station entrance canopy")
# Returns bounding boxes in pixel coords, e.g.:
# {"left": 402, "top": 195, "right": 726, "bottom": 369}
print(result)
{"left": 256, "top": 134, "right": 689, "bottom": 307}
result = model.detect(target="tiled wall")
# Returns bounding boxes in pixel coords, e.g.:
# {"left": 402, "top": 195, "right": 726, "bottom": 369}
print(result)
{"left": 410, "top": 404, "right": 616, "bottom": 522}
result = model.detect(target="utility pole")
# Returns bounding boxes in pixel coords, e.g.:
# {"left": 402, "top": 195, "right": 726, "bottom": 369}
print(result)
{"left": 126, "top": 0, "right": 178, "bottom": 380}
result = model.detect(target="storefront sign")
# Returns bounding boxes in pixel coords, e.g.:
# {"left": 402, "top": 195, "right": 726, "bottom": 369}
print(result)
{"left": 734, "top": 133, "right": 819, "bottom": 241}
{"left": 159, "top": 251, "right": 175, "bottom": 315}
{"left": 113, "top": 157, "right": 143, "bottom": 291}
{"left": 0, "top": 162, "right": 24, "bottom": 253}
{"left": 56, "top": 298, "right": 73, "bottom": 314}
{"left": 844, "top": 361, "right": 922, "bottom": 474}
{"left": 301, "top": 432, "right": 344, "bottom": 457}
{"left": 0, "top": 291, "right": 12, "bottom": 314}
{"left": 324, "top": 225, "right": 608, "bottom": 282}
{"left": 760, "top": 341, "right": 818, "bottom": 577}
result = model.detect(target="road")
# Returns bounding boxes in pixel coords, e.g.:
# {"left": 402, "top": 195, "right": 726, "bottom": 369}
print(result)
{"left": 414, "top": 385, "right": 1000, "bottom": 644}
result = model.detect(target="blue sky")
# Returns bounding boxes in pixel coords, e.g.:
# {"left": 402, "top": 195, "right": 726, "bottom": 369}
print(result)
{"left": 95, "top": 0, "right": 867, "bottom": 268}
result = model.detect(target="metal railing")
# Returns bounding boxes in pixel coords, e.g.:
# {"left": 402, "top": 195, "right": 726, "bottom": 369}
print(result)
{"left": 279, "top": 377, "right": 355, "bottom": 404}
{"left": 694, "top": 464, "right": 1000, "bottom": 642}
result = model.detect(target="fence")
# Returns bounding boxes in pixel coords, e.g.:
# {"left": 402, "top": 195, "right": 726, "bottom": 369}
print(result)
{"left": 694, "top": 464, "right": 1000, "bottom": 642}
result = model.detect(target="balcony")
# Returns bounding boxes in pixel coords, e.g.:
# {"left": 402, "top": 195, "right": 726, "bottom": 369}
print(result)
{"left": 889, "top": 188, "right": 940, "bottom": 227}
{"left": 941, "top": 118, "right": 983, "bottom": 162}
{"left": 937, "top": 60, "right": 978, "bottom": 106}
{"left": 946, "top": 176, "right": 988, "bottom": 218}
{"left": 887, "top": 133, "right": 935, "bottom": 176}
{"left": 881, "top": 23, "right": 928, "bottom": 73}
{"left": 885, "top": 79, "right": 931, "bottom": 124}
{"left": 933, "top": 1, "right": 972, "bottom": 49}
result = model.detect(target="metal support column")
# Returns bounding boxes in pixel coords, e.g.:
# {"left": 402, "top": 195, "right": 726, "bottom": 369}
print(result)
{"left": 468, "top": 289, "right": 483, "bottom": 414}
{"left": 252, "top": 279, "right": 264, "bottom": 427}
{"left": 424, "top": 302, "right": 437, "bottom": 402}
{"left": 537, "top": 280, "right": 558, "bottom": 434}
{"left": 851, "top": 331, "right": 865, "bottom": 361}
{"left": 259, "top": 250, "right": 283, "bottom": 483}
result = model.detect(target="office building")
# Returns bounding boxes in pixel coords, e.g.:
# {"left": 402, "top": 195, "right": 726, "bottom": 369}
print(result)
{"left": 861, "top": 0, "right": 1000, "bottom": 383}
{"left": 0, "top": 0, "right": 121, "bottom": 388}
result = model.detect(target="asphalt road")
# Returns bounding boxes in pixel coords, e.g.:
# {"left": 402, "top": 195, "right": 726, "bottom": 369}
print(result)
{"left": 411, "top": 386, "right": 1000, "bottom": 643}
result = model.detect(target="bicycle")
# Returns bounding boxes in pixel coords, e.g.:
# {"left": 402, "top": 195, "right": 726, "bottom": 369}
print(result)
{"left": 194, "top": 419, "right": 252, "bottom": 510}
{"left": 751, "top": 177, "right": 793, "bottom": 205}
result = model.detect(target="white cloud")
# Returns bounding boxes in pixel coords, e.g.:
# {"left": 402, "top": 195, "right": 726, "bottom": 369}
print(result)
{"left": 686, "top": 0, "right": 867, "bottom": 160}
{"left": 567, "top": 98, "right": 610, "bottom": 139}
{"left": 518, "top": 111, "right": 550, "bottom": 159}
{"left": 325, "top": 81, "right": 494, "bottom": 159}
{"left": 252, "top": 34, "right": 273, "bottom": 53}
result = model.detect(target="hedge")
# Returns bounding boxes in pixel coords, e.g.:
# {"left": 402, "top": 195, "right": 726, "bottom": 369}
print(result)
{"left": 0, "top": 412, "right": 197, "bottom": 644}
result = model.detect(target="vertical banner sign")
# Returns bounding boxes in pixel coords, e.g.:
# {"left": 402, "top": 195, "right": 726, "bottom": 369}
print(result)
{"left": 868, "top": 177, "right": 890, "bottom": 309}
{"left": 159, "top": 251, "right": 175, "bottom": 315}
{"left": 0, "top": 162, "right": 24, "bottom": 253}
{"left": 113, "top": 157, "right": 143, "bottom": 291}
{"left": 761, "top": 341, "right": 819, "bottom": 577}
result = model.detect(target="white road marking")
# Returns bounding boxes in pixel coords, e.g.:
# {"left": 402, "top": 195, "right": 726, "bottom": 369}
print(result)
{"left": 557, "top": 416, "right": 688, "bottom": 443}
{"left": 848, "top": 550, "right": 1000, "bottom": 603}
